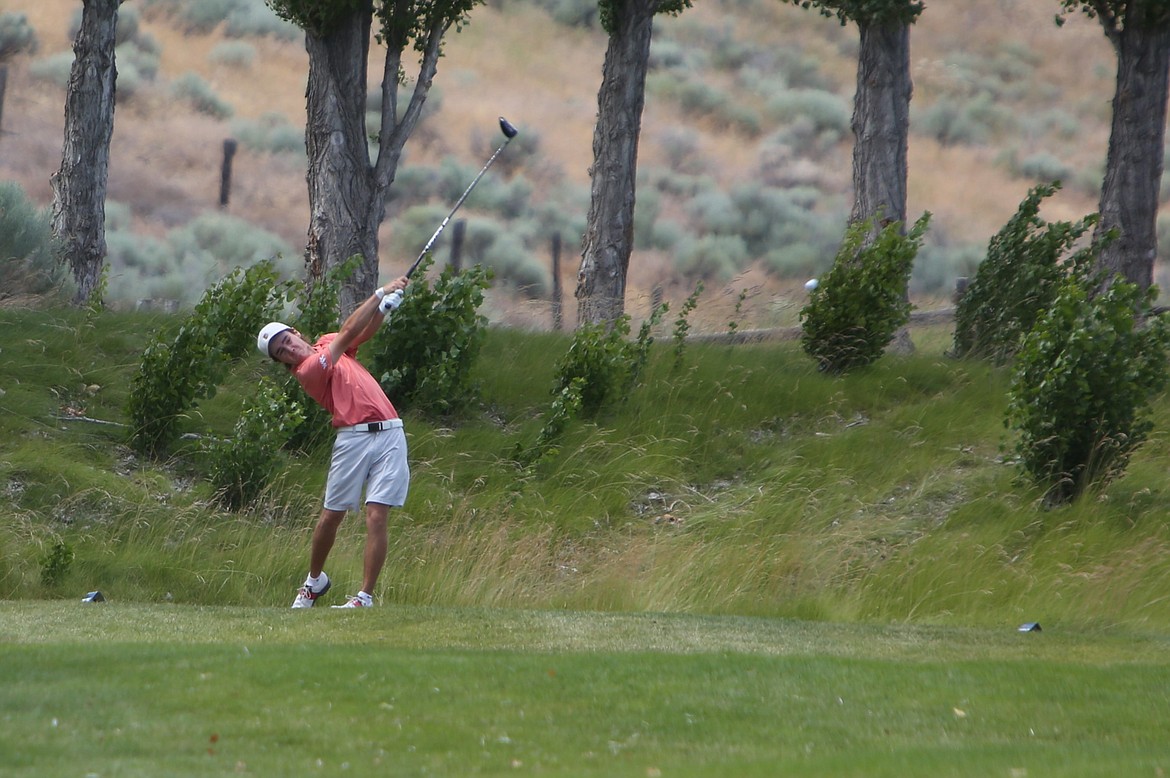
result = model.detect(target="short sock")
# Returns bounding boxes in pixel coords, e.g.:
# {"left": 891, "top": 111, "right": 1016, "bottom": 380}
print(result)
{"left": 307, "top": 572, "right": 326, "bottom": 588}
{"left": 357, "top": 591, "right": 372, "bottom": 604}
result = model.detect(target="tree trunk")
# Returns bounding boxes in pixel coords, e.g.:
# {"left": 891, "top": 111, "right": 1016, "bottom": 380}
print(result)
{"left": 575, "top": 0, "right": 657, "bottom": 327}
{"left": 850, "top": 18, "right": 911, "bottom": 232}
{"left": 50, "top": 0, "right": 120, "bottom": 307}
{"left": 303, "top": 6, "right": 380, "bottom": 319}
{"left": 1094, "top": 14, "right": 1170, "bottom": 292}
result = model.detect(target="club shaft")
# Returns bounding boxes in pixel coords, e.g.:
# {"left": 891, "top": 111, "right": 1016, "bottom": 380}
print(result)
{"left": 407, "top": 137, "right": 514, "bottom": 277}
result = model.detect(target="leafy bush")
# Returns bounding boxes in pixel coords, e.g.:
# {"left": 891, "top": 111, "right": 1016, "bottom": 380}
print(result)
{"left": 675, "top": 234, "right": 749, "bottom": 282}
{"left": 550, "top": 308, "right": 664, "bottom": 419}
{"left": 204, "top": 376, "right": 304, "bottom": 509}
{"left": 914, "top": 92, "right": 1016, "bottom": 146}
{"left": 366, "top": 261, "right": 493, "bottom": 417}
{"left": 127, "top": 262, "right": 290, "bottom": 456}
{"left": 222, "top": 1, "right": 300, "bottom": 39}
{"left": 801, "top": 213, "right": 931, "bottom": 374}
{"left": 69, "top": 4, "right": 141, "bottom": 46}
{"left": 910, "top": 241, "right": 984, "bottom": 295}
{"left": 952, "top": 183, "right": 1096, "bottom": 364}
{"left": 28, "top": 51, "right": 75, "bottom": 89}
{"left": 0, "top": 12, "right": 38, "bottom": 61}
{"left": 209, "top": 40, "right": 257, "bottom": 69}
{"left": 169, "top": 212, "right": 297, "bottom": 279}
{"left": 764, "top": 89, "right": 851, "bottom": 137}
{"left": 1015, "top": 151, "right": 1072, "bottom": 183}
{"left": 0, "top": 182, "right": 66, "bottom": 302}
{"left": 1006, "top": 271, "right": 1170, "bottom": 505}
{"left": 171, "top": 72, "right": 233, "bottom": 119}
{"left": 231, "top": 113, "right": 303, "bottom": 155}
{"left": 533, "top": 0, "right": 600, "bottom": 28}
{"left": 672, "top": 281, "right": 702, "bottom": 369}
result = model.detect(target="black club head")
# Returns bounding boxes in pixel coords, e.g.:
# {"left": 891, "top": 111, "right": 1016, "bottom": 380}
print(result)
{"left": 499, "top": 117, "right": 519, "bottom": 139}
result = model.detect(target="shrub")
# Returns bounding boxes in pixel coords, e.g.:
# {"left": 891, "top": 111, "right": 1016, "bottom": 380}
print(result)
{"left": 28, "top": 51, "right": 75, "bottom": 89}
{"left": 549, "top": 307, "right": 664, "bottom": 419}
{"left": 478, "top": 228, "right": 549, "bottom": 297}
{"left": 0, "top": 182, "right": 66, "bottom": 302}
{"left": 168, "top": 212, "right": 297, "bottom": 281}
{"left": 672, "top": 281, "right": 703, "bottom": 370}
{"left": 126, "top": 262, "right": 290, "bottom": 456}
{"left": 914, "top": 92, "right": 1016, "bottom": 147}
{"left": 764, "top": 89, "right": 850, "bottom": 136}
{"left": 910, "top": 241, "right": 984, "bottom": 295}
{"left": 366, "top": 261, "right": 493, "bottom": 417}
{"left": 1006, "top": 269, "right": 1170, "bottom": 505}
{"left": 952, "top": 182, "right": 1096, "bottom": 364}
{"left": 1158, "top": 212, "right": 1170, "bottom": 262}
{"left": 230, "top": 112, "right": 303, "bottom": 155}
{"left": 204, "top": 376, "right": 304, "bottom": 510}
{"left": 801, "top": 213, "right": 931, "bottom": 374}
{"left": 209, "top": 40, "right": 256, "bottom": 69}
{"left": 69, "top": 4, "right": 141, "bottom": 46}
{"left": 687, "top": 189, "right": 742, "bottom": 236}
{"left": 223, "top": 2, "right": 300, "bottom": 40}
{"left": 1015, "top": 152, "right": 1072, "bottom": 183}
{"left": 675, "top": 234, "right": 749, "bottom": 282}
{"left": 761, "top": 242, "right": 825, "bottom": 279}
{"left": 171, "top": 72, "right": 233, "bottom": 119}
{"left": 535, "top": 0, "right": 600, "bottom": 28}
{"left": 0, "top": 12, "right": 38, "bottom": 61}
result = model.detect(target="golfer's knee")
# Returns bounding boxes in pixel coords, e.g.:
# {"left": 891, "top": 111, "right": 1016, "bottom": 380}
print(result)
{"left": 318, "top": 508, "right": 346, "bottom": 528}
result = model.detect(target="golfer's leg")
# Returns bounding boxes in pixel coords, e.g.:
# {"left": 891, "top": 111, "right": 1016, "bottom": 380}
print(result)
{"left": 310, "top": 508, "right": 347, "bottom": 577}
{"left": 361, "top": 503, "right": 389, "bottom": 595}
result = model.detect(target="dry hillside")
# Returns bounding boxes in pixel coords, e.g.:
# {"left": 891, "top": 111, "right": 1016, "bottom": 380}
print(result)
{"left": 0, "top": 0, "right": 1138, "bottom": 329}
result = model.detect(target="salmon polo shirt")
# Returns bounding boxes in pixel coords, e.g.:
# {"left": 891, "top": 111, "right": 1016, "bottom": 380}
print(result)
{"left": 293, "top": 333, "right": 399, "bottom": 428}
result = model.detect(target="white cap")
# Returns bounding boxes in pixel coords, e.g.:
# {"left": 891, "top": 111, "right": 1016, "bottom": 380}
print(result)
{"left": 257, "top": 322, "right": 292, "bottom": 358}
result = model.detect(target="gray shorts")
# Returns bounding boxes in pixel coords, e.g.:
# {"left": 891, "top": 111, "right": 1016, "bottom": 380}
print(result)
{"left": 323, "top": 422, "right": 410, "bottom": 511}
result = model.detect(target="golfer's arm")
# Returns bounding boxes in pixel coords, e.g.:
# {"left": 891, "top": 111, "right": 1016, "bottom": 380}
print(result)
{"left": 328, "top": 277, "right": 409, "bottom": 362}
{"left": 328, "top": 294, "right": 383, "bottom": 363}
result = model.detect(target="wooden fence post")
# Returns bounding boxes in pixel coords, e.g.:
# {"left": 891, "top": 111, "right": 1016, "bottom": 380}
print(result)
{"left": 551, "top": 232, "right": 563, "bottom": 331}
{"left": 219, "top": 138, "right": 237, "bottom": 208}
{"left": 0, "top": 65, "right": 8, "bottom": 139}
{"left": 449, "top": 218, "right": 465, "bottom": 273}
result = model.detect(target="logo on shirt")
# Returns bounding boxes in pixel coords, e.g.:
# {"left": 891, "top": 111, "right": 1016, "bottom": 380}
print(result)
{"left": 318, "top": 354, "right": 329, "bottom": 370}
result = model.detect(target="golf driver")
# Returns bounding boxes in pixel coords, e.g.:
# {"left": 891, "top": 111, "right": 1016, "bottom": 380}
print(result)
{"left": 405, "top": 116, "right": 520, "bottom": 278}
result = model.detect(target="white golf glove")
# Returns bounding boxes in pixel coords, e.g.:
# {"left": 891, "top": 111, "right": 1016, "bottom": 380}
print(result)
{"left": 378, "top": 289, "right": 404, "bottom": 314}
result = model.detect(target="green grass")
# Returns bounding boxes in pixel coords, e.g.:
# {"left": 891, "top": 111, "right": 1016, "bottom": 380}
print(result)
{"left": 7, "top": 308, "right": 1170, "bottom": 628}
{"left": 4, "top": 602, "right": 1170, "bottom": 777}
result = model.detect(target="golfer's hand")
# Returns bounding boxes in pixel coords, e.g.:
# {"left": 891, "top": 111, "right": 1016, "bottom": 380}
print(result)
{"left": 381, "top": 276, "right": 408, "bottom": 296}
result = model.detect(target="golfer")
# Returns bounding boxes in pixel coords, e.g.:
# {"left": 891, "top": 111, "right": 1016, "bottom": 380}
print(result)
{"left": 257, "top": 276, "right": 411, "bottom": 608}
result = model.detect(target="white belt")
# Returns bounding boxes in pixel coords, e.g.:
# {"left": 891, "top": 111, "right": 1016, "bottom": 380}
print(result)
{"left": 336, "top": 418, "right": 403, "bottom": 433}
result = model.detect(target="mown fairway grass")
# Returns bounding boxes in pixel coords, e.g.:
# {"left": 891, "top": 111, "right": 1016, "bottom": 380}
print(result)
{"left": 7, "top": 308, "right": 1170, "bottom": 775}
{"left": 4, "top": 602, "right": 1170, "bottom": 777}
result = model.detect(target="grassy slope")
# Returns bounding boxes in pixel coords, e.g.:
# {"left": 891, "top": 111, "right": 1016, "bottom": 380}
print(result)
{"left": 5, "top": 306, "right": 1170, "bottom": 633}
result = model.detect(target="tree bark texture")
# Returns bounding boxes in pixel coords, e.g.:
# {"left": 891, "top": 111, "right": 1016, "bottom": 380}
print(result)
{"left": 575, "top": 0, "right": 657, "bottom": 327}
{"left": 1094, "top": 10, "right": 1170, "bottom": 292}
{"left": 50, "top": 0, "right": 120, "bottom": 307}
{"left": 303, "top": 6, "right": 381, "bottom": 319}
{"left": 850, "top": 18, "right": 911, "bottom": 232}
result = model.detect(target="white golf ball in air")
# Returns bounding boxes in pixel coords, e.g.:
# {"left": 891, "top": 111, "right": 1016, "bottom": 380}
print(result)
{"left": 805, "top": 278, "right": 819, "bottom": 291}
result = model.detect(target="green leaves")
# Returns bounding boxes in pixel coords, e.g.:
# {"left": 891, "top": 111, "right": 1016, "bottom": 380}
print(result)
{"left": 367, "top": 258, "right": 492, "bottom": 417}
{"left": 787, "top": 0, "right": 925, "bottom": 26}
{"left": 953, "top": 182, "right": 1098, "bottom": 364}
{"left": 1006, "top": 273, "right": 1170, "bottom": 505}
{"left": 126, "top": 261, "right": 289, "bottom": 457}
{"left": 204, "top": 376, "right": 306, "bottom": 510}
{"left": 800, "top": 212, "right": 930, "bottom": 374}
